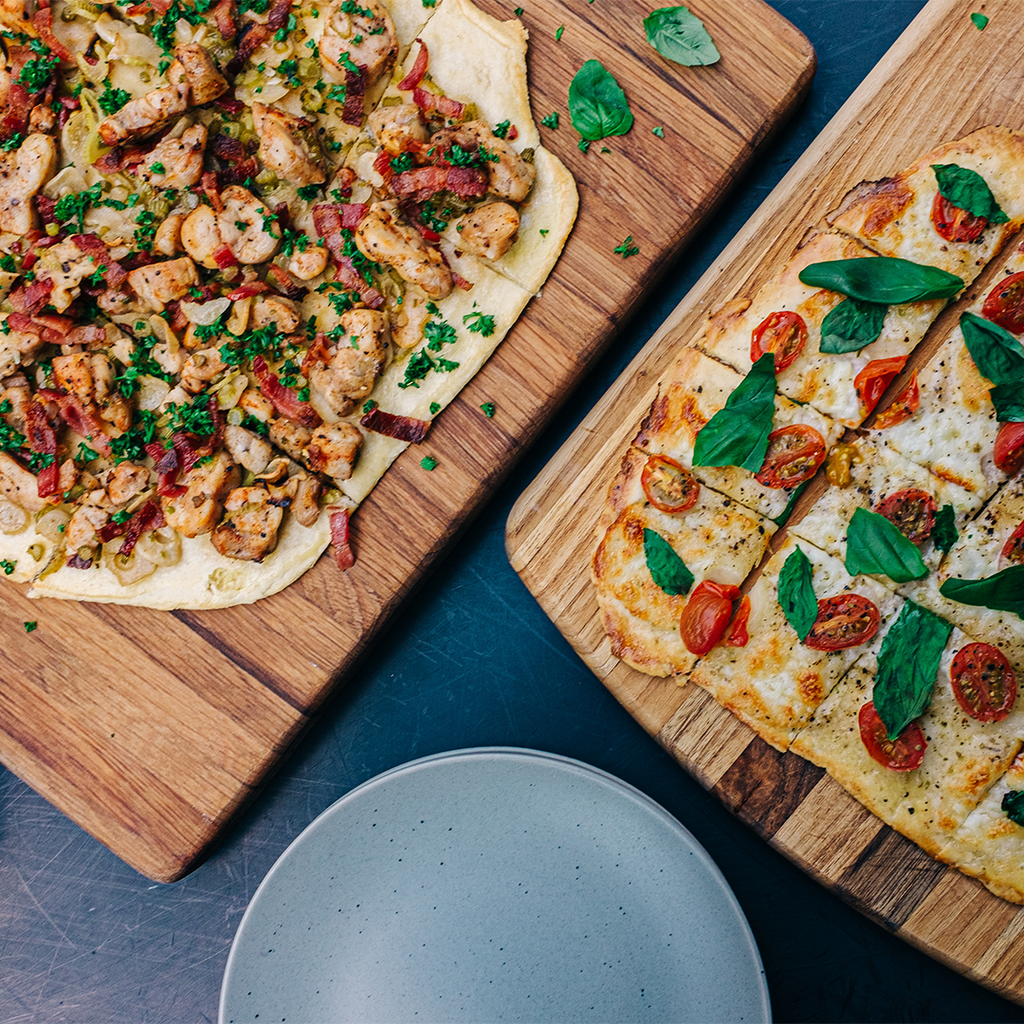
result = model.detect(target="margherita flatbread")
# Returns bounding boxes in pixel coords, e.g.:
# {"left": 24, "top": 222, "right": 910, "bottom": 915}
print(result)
{"left": 0, "top": 0, "right": 576, "bottom": 609}
{"left": 593, "top": 126, "right": 1024, "bottom": 903}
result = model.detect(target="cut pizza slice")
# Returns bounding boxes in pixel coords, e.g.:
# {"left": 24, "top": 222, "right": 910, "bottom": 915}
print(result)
{"left": 866, "top": 239, "right": 1024, "bottom": 501}
{"left": 592, "top": 446, "right": 776, "bottom": 679}
{"left": 688, "top": 535, "right": 900, "bottom": 751}
{"left": 700, "top": 230, "right": 948, "bottom": 427}
{"left": 828, "top": 125, "right": 1024, "bottom": 285}
{"left": 937, "top": 750, "right": 1024, "bottom": 904}
{"left": 896, "top": 473, "right": 1024, "bottom": 680}
{"left": 791, "top": 622, "right": 1024, "bottom": 862}
{"left": 632, "top": 348, "right": 843, "bottom": 523}
{"left": 788, "top": 435, "right": 982, "bottom": 577}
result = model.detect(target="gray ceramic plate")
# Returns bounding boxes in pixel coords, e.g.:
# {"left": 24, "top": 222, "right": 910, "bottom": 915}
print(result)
{"left": 219, "top": 747, "right": 770, "bottom": 1023}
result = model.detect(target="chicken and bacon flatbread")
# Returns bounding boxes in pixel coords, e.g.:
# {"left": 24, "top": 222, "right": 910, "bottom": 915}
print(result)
{"left": 0, "top": 0, "right": 576, "bottom": 608}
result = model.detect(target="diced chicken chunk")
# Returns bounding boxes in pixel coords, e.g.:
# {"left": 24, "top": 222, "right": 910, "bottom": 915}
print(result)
{"left": 0, "top": 451, "right": 47, "bottom": 512}
{"left": 367, "top": 102, "right": 428, "bottom": 157}
{"left": 97, "top": 64, "right": 188, "bottom": 146}
{"left": 210, "top": 485, "right": 283, "bottom": 561}
{"left": 0, "top": 133, "right": 57, "bottom": 234}
{"left": 287, "top": 244, "right": 329, "bottom": 281}
{"left": 453, "top": 201, "right": 519, "bottom": 260}
{"left": 319, "top": 0, "right": 396, "bottom": 88}
{"left": 160, "top": 449, "right": 240, "bottom": 538}
{"left": 106, "top": 461, "right": 150, "bottom": 506}
{"left": 224, "top": 423, "right": 274, "bottom": 474}
{"left": 174, "top": 43, "right": 229, "bottom": 105}
{"left": 306, "top": 421, "right": 362, "bottom": 483}
{"left": 126, "top": 256, "right": 200, "bottom": 312}
{"left": 136, "top": 124, "right": 208, "bottom": 190}
{"left": 354, "top": 201, "right": 451, "bottom": 300}
{"left": 307, "top": 308, "right": 391, "bottom": 415}
{"left": 180, "top": 185, "right": 280, "bottom": 268}
{"left": 252, "top": 102, "right": 325, "bottom": 187}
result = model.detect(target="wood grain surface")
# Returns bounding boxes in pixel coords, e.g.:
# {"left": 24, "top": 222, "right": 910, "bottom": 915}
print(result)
{"left": 506, "top": 0, "right": 1024, "bottom": 1006}
{"left": 0, "top": 1, "right": 814, "bottom": 883}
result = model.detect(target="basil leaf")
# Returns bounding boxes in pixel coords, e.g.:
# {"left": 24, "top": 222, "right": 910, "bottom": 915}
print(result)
{"left": 568, "top": 60, "right": 633, "bottom": 142}
{"left": 777, "top": 546, "right": 817, "bottom": 641}
{"left": 844, "top": 506, "right": 929, "bottom": 583}
{"left": 932, "top": 504, "right": 958, "bottom": 554}
{"left": 692, "top": 353, "right": 776, "bottom": 471}
{"left": 819, "top": 297, "right": 887, "bottom": 354}
{"left": 1002, "top": 790, "right": 1024, "bottom": 826}
{"left": 643, "top": 528, "right": 694, "bottom": 596}
{"left": 960, "top": 311, "right": 1024, "bottom": 385}
{"left": 798, "top": 257, "right": 964, "bottom": 304}
{"left": 643, "top": 6, "right": 720, "bottom": 66}
{"left": 939, "top": 565, "right": 1024, "bottom": 618}
{"left": 933, "top": 163, "right": 1009, "bottom": 224}
{"left": 990, "top": 379, "right": 1024, "bottom": 422}
{"left": 874, "top": 601, "right": 952, "bottom": 740}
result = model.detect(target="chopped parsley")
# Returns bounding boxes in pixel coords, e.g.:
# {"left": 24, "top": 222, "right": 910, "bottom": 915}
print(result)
{"left": 429, "top": 401, "right": 440, "bottom": 415}
{"left": 109, "top": 409, "right": 159, "bottom": 463}
{"left": 151, "top": 161, "right": 167, "bottom": 175}
{"left": 168, "top": 396, "right": 216, "bottom": 436}
{"left": 296, "top": 184, "right": 322, "bottom": 201}
{"left": 614, "top": 234, "right": 640, "bottom": 258}
{"left": 540, "top": 111, "right": 559, "bottom": 129}
{"left": 97, "top": 80, "right": 131, "bottom": 115}
{"left": 76, "top": 442, "right": 99, "bottom": 462}
{"left": 23, "top": 621, "right": 37, "bottom": 633}
{"left": 555, "top": 25, "right": 564, "bottom": 40}
{"left": 480, "top": 402, "right": 495, "bottom": 418}
{"left": 389, "top": 152, "right": 414, "bottom": 173}
{"left": 420, "top": 455, "right": 438, "bottom": 470}
{"left": 424, "top": 319, "right": 457, "bottom": 350}
{"left": 17, "top": 55, "right": 59, "bottom": 93}
{"left": 54, "top": 183, "right": 103, "bottom": 232}
{"left": 362, "top": 399, "right": 378, "bottom": 414}
{"left": 111, "top": 509, "right": 132, "bottom": 525}
{"left": 1, "top": 133, "right": 23, "bottom": 152}
{"left": 652, "top": 126, "right": 665, "bottom": 138}
{"left": 493, "top": 120, "right": 511, "bottom": 139}
{"left": 220, "top": 322, "right": 283, "bottom": 367}
{"left": 462, "top": 310, "right": 495, "bottom": 336}
{"left": 0, "top": 559, "right": 15, "bottom": 575}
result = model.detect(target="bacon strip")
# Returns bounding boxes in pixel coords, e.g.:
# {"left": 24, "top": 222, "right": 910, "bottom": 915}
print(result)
{"left": 252, "top": 356, "right": 322, "bottom": 428}
{"left": 329, "top": 507, "right": 355, "bottom": 570}
{"left": 412, "top": 86, "right": 465, "bottom": 120}
{"left": 209, "top": 0, "right": 237, "bottom": 40}
{"left": 359, "top": 407, "right": 431, "bottom": 444}
{"left": 10, "top": 279, "right": 55, "bottom": 317}
{"left": 146, "top": 442, "right": 186, "bottom": 498}
{"left": 398, "top": 39, "right": 429, "bottom": 91}
{"left": 342, "top": 66, "right": 366, "bottom": 127}
{"left": 37, "top": 388, "right": 113, "bottom": 456}
{"left": 72, "top": 233, "right": 128, "bottom": 288}
{"left": 31, "top": 9, "right": 73, "bottom": 64}
{"left": 311, "top": 204, "right": 384, "bottom": 309}
{"left": 391, "top": 165, "right": 487, "bottom": 203}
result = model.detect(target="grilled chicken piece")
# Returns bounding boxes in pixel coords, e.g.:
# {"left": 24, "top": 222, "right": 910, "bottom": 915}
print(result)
{"left": 307, "top": 308, "right": 391, "bottom": 415}
{"left": 174, "top": 43, "right": 229, "bottom": 105}
{"left": 126, "top": 257, "right": 201, "bottom": 313}
{"left": 354, "top": 201, "right": 451, "bottom": 300}
{"left": 453, "top": 201, "right": 520, "bottom": 260}
{"left": 160, "top": 449, "right": 240, "bottom": 538}
{"left": 136, "top": 124, "right": 208, "bottom": 190}
{"left": 210, "top": 485, "right": 283, "bottom": 561}
{"left": 97, "top": 63, "right": 189, "bottom": 146}
{"left": 0, "top": 451, "right": 47, "bottom": 512}
{"left": 252, "top": 102, "right": 325, "bottom": 187}
{"left": 0, "top": 134, "right": 57, "bottom": 235}
{"left": 319, "top": 0, "right": 396, "bottom": 87}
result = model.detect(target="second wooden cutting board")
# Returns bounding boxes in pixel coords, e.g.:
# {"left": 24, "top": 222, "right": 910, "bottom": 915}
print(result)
{"left": 507, "top": 0, "right": 1024, "bottom": 1008}
{"left": 0, "top": 0, "right": 814, "bottom": 882}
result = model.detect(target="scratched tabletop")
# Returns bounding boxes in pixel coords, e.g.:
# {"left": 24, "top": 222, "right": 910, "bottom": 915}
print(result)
{"left": 2, "top": 3, "right": 1023, "bottom": 1023}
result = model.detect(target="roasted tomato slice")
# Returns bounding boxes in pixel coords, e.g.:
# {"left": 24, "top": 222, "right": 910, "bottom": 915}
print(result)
{"left": 750, "top": 310, "right": 807, "bottom": 372}
{"left": 859, "top": 701, "right": 927, "bottom": 772}
{"left": 1002, "top": 520, "right": 1024, "bottom": 567}
{"left": 873, "top": 372, "right": 920, "bottom": 430}
{"left": 931, "top": 190, "right": 987, "bottom": 243}
{"left": 679, "top": 579, "right": 740, "bottom": 657}
{"left": 725, "top": 594, "right": 751, "bottom": 647}
{"left": 855, "top": 356, "right": 907, "bottom": 416}
{"left": 640, "top": 454, "right": 700, "bottom": 513}
{"left": 951, "top": 643, "right": 1018, "bottom": 723}
{"left": 874, "top": 488, "right": 938, "bottom": 544}
{"left": 982, "top": 271, "right": 1024, "bottom": 334}
{"left": 754, "top": 424, "right": 826, "bottom": 489}
{"left": 804, "top": 593, "right": 880, "bottom": 650}
{"left": 994, "top": 421, "right": 1024, "bottom": 476}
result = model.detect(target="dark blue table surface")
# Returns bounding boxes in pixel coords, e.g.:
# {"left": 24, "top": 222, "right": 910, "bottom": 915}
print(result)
{"left": 5, "top": 2, "right": 1024, "bottom": 1021}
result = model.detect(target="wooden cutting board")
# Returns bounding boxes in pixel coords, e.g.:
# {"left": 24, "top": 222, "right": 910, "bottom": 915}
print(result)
{"left": 0, "top": 1, "right": 814, "bottom": 882}
{"left": 506, "top": 0, "right": 1024, "bottom": 1007}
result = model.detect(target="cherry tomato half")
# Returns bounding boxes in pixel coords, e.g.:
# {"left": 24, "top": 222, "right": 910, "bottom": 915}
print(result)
{"left": 679, "top": 579, "right": 741, "bottom": 657}
{"left": 855, "top": 356, "right": 907, "bottom": 416}
{"left": 859, "top": 701, "right": 927, "bottom": 772}
{"left": 931, "top": 190, "right": 988, "bottom": 243}
{"left": 874, "top": 487, "right": 937, "bottom": 544}
{"left": 725, "top": 594, "right": 751, "bottom": 648}
{"left": 951, "top": 643, "right": 1018, "bottom": 723}
{"left": 1002, "top": 519, "right": 1024, "bottom": 567}
{"left": 754, "top": 424, "right": 827, "bottom": 489}
{"left": 994, "top": 421, "right": 1024, "bottom": 476}
{"left": 982, "top": 271, "right": 1024, "bottom": 334}
{"left": 750, "top": 310, "right": 807, "bottom": 372}
{"left": 640, "top": 454, "right": 700, "bottom": 514}
{"left": 804, "top": 593, "right": 881, "bottom": 650}
{"left": 873, "top": 373, "right": 920, "bottom": 430}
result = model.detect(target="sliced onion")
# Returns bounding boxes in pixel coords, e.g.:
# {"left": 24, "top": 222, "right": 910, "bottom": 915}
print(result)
{"left": 0, "top": 500, "right": 29, "bottom": 535}
{"left": 135, "top": 373, "right": 172, "bottom": 411}
{"left": 35, "top": 507, "right": 71, "bottom": 543}
{"left": 134, "top": 526, "right": 182, "bottom": 567}
{"left": 102, "top": 545, "right": 157, "bottom": 585}
{"left": 180, "top": 296, "right": 231, "bottom": 326}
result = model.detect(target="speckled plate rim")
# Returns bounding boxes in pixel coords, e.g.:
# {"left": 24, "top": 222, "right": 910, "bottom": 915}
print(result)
{"left": 218, "top": 746, "right": 771, "bottom": 1023}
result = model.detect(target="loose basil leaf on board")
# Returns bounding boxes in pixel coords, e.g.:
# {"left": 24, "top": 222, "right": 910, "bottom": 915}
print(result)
{"left": 873, "top": 601, "right": 952, "bottom": 740}
{"left": 990, "top": 381, "right": 1024, "bottom": 422}
{"left": 568, "top": 60, "right": 633, "bottom": 142}
{"left": 819, "top": 297, "right": 888, "bottom": 354}
{"left": 643, "top": 6, "right": 720, "bottom": 66}
{"left": 933, "top": 163, "right": 1009, "bottom": 223}
{"left": 692, "top": 353, "right": 776, "bottom": 471}
{"left": 960, "top": 311, "right": 1024, "bottom": 384}
{"left": 798, "top": 257, "right": 964, "bottom": 304}
{"left": 844, "top": 506, "right": 929, "bottom": 583}
{"left": 932, "top": 504, "right": 958, "bottom": 554}
{"left": 940, "top": 565, "right": 1024, "bottom": 619}
{"left": 1003, "top": 790, "right": 1024, "bottom": 826}
{"left": 643, "top": 528, "right": 695, "bottom": 595}
{"left": 777, "top": 546, "right": 817, "bottom": 641}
